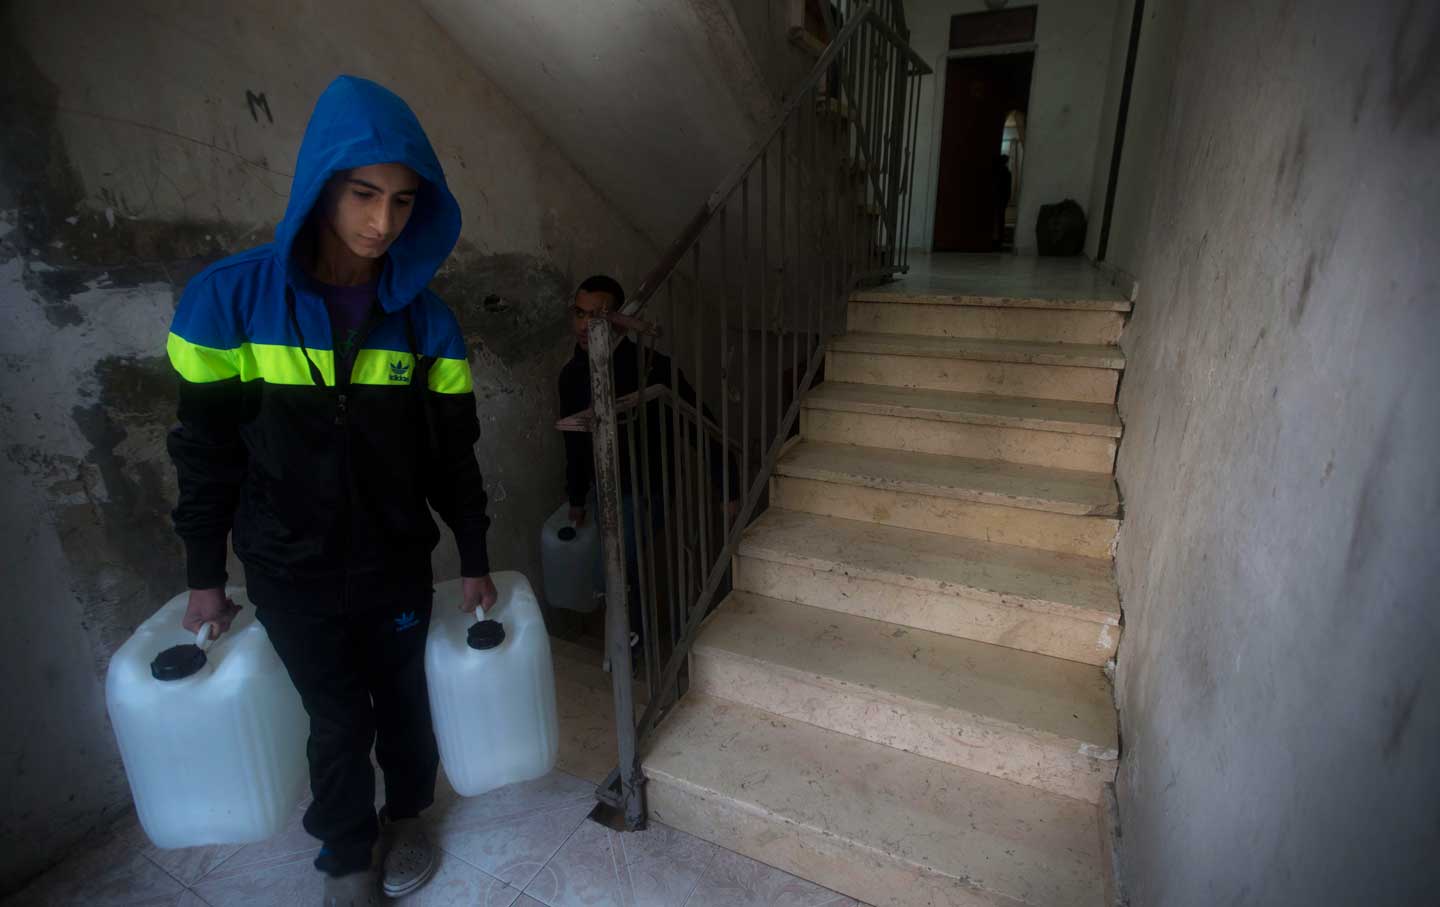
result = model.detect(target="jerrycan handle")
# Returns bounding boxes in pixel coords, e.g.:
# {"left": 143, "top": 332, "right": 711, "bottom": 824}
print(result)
{"left": 196, "top": 622, "right": 219, "bottom": 651}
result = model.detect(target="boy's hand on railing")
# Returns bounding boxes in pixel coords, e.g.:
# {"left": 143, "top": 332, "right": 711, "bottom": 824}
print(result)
{"left": 555, "top": 412, "right": 593, "bottom": 432}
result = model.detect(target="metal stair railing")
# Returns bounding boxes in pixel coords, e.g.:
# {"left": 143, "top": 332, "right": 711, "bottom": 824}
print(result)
{"left": 577, "top": 0, "right": 930, "bottom": 830}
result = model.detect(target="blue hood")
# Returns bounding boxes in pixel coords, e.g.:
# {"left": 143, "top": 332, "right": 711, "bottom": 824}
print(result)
{"left": 276, "top": 75, "right": 462, "bottom": 313}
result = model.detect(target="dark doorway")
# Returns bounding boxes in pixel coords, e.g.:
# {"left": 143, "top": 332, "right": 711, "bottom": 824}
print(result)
{"left": 932, "top": 51, "right": 1035, "bottom": 252}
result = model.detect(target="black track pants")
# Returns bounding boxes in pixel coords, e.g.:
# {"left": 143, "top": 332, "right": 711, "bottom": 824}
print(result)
{"left": 257, "top": 599, "right": 439, "bottom": 876}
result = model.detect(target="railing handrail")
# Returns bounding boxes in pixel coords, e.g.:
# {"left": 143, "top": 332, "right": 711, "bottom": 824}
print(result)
{"left": 623, "top": 2, "right": 930, "bottom": 319}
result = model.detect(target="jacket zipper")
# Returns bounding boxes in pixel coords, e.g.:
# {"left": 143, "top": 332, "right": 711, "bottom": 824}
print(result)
{"left": 335, "top": 301, "right": 387, "bottom": 614}
{"left": 289, "top": 285, "right": 388, "bottom": 615}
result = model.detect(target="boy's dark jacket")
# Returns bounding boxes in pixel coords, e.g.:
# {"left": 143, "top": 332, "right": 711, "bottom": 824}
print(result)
{"left": 167, "top": 76, "right": 489, "bottom": 614}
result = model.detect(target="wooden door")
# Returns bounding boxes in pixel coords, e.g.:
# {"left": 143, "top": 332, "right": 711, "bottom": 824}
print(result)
{"left": 931, "top": 52, "right": 1034, "bottom": 252}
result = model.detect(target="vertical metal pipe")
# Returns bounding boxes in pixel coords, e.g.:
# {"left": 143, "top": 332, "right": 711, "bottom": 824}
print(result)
{"left": 587, "top": 318, "right": 644, "bottom": 830}
{"left": 691, "top": 242, "right": 709, "bottom": 576}
{"left": 622, "top": 412, "right": 653, "bottom": 693}
{"left": 884, "top": 37, "right": 907, "bottom": 273}
{"left": 634, "top": 331, "right": 661, "bottom": 667}
{"left": 759, "top": 149, "right": 768, "bottom": 462}
{"left": 654, "top": 337, "right": 677, "bottom": 665}
{"left": 777, "top": 120, "right": 786, "bottom": 439}
{"left": 789, "top": 111, "right": 799, "bottom": 405}
{"left": 805, "top": 92, "right": 817, "bottom": 379}
{"left": 903, "top": 66, "right": 923, "bottom": 270}
{"left": 665, "top": 279, "right": 687, "bottom": 640}
{"left": 740, "top": 176, "right": 750, "bottom": 510}
{"left": 719, "top": 205, "right": 732, "bottom": 539}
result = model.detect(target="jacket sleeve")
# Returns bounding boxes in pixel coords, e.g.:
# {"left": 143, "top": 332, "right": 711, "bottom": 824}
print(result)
{"left": 422, "top": 303, "right": 492, "bottom": 577}
{"left": 559, "top": 363, "right": 594, "bottom": 508}
{"left": 166, "top": 278, "right": 248, "bottom": 589}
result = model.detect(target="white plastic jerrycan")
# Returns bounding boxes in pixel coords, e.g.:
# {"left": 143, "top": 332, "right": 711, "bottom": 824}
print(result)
{"left": 426, "top": 573, "right": 559, "bottom": 797}
{"left": 105, "top": 588, "right": 309, "bottom": 849}
{"left": 541, "top": 501, "right": 601, "bottom": 612}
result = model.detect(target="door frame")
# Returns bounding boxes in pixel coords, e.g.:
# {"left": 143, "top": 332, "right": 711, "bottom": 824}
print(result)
{"left": 923, "top": 42, "right": 1039, "bottom": 252}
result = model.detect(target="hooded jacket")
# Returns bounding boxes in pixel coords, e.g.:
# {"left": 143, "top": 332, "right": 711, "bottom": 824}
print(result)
{"left": 166, "top": 76, "right": 490, "bottom": 614}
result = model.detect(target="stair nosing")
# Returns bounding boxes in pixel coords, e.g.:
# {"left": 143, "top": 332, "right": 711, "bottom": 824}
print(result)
{"left": 694, "top": 591, "right": 1119, "bottom": 753}
{"left": 803, "top": 381, "right": 1124, "bottom": 439}
{"left": 829, "top": 331, "right": 1126, "bottom": 370}
{"left": 851, "top": 289, "right": 1132, "bottom": 313}
{"left": 775, "top": 440, "right": 1121, "bottom": 518}
{"left": 737, "top": 509, "right": 1120, "bottom": 625}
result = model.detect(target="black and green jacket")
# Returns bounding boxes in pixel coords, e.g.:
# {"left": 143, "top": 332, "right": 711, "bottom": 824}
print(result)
{"left": 165, "top": 76, "right": 490, "bottom": 614}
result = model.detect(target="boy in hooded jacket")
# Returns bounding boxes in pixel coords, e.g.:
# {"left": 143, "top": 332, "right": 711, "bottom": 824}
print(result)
{"left": 166, "top": 76, "right": 494, "bottom": 904}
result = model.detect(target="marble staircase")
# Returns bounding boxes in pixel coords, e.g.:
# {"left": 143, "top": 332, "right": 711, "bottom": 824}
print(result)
{"left": 641, "top": 272, "right": 1129, "bottom": 907}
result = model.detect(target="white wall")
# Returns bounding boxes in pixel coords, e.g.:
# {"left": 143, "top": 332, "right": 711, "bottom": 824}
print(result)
{"left": 904, "top": 0, "right": 1122, "bottom": 254}
{"left": 422, "top": 0, "right": 777, "bottom": 245}
{"left": 0, "top": 0, "right": 656, "bottom": 891}
{"left": 1107, "top": 0, "right": 1440, "bottom": 903}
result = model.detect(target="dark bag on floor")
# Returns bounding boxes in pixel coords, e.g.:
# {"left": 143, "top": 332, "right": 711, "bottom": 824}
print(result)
{"left": 1036, "top": 199, "right": 1087, "bottom": 256}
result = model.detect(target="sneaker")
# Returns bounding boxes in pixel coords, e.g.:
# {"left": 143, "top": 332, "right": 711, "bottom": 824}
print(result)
{"left": 322, "top": 867, "right": 380, "bottom": 907}
{"left": 380, "top": 816, "right": 437, "bottom": 898}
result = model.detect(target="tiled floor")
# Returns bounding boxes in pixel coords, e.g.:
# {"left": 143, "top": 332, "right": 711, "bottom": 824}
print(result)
{"left": 883, "top": 252, "right": 1128, "bottom": 303}
{"left": 4, "top": 766, "right": 867, "bottom": 907}
{"left": 7, "top": 639, "right": 865, "bottom": 907}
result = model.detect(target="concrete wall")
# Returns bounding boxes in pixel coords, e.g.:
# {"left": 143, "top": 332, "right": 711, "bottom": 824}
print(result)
{"left": 1107, "top": 0, "right": 1440, "bottom": 903}
{"left": 422, "top": 0, "right": 776, "bottom": 245}
{"left": 905, "top": 0, "right": 1122, "bottom": 254}
{"left": 728, "top": 0, "right": 817, "bottom": 100}
{"left": 0, "top": 0, "right": 656, "bottom": 891}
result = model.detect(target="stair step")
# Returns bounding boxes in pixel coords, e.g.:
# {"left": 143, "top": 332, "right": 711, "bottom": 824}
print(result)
{"left": 806, "top": 382, "right": 1121, "bottom": 437}
{"left": 776, "top": 440, "right": 1119, "bottom": 516}
{"left": 773, "top": 474, "right": 1119, "bottom": 558}
{"left": 828, "top": 333, "right": 1122, "bottom": 404}
{"left": 831, "top": 332, "right": 1125, "bottom": 370}
{"left": 645, "top": 695, "right": 1107, "bottom": 907}
{"left": 847, "top": 297, "right": 1125, "bottom": 344}
{"left": 851, "top": 288, "right": 1132, "bottom": 313}
{"left": 736, "top": 508, "right": 1120, "bottom": 663}
{"left": 772, "top": 442, "right": 1118, "bottom": 557}
{"left": 693, "top": 592, "right": 1117, "bottom": 802}
{"left": 803, "top": 382, "right": 1120, "bottom": 472}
